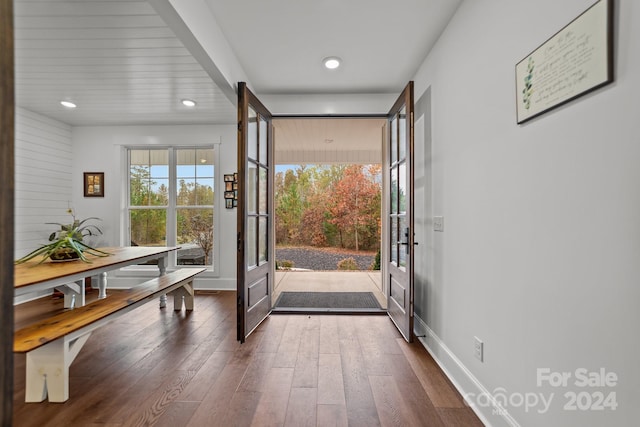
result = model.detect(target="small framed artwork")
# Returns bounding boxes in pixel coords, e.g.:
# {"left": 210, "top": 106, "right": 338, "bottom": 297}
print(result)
{"left": 225, "top": 199, "right": 233, "bottom": 209}
{"left": 225, "top": 182, "right": 233, "bottom": 191}
{"left": 224, "top": 174, "right": 234, "bottom": 182}
{"left": 224, "top": 191, "right": 234, "bottom": 199}
{"left": 83, "top": 172, "right": 104, "bottom": 197}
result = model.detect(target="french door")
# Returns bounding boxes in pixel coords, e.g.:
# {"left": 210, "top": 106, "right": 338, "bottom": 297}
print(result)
{"left": 386, "top": 82, "right": 415, "bottom": 342}
{"left": 236, "top": 81, "right": 415, "bottom": 343}
{"left": 236, "top": 82, "right": 274, "bottom": 343}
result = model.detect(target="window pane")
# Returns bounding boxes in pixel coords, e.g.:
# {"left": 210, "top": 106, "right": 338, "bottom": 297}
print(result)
{"left": 399, "top": 214, "right": 407, "bottom": 269}
{"left": 259, "top": 216, "right": 267, "bottom": 265}
{"left": 390, "top": 167, "right": 398, "bottom": 214}
{"left": 399, "top": 162, "right": 406, "bottom": 214}
{"left": 248, "top": 162, "right": 257, "bottom": 214}
{"left": 196, "top": 179, "right": 214, "bottom": 205}
{"left": 248, "top": 107, "right": 258, "bottom": 160}
{"left": 130, "top": 178, "right": 150, "bottom": 206}
{"left": 390, "top": 115, "right": 397, "bottom": 165}
{"left": 130, "top": 149, "right": 168, "bottom": 207}
{"left": 247, "top": 217, "right": 257, "bottom": 268}
{"left": 177, "top": 164, "right": 195, "bottom": 178}
{"left": 259, "top": 115, "right": 268, "bottom": 164}
{"left": 177, "top": 208, "right": 213, "bottom": 266}
{"left": 391, "top": 216, "right": 398, "bottom": 265}
{"left": 177, "top": 148, "right": 214, "bottom": 207}
{"left": 177, "top": 178, "right": 196, "bottom": 205}
{"left": 151, "top": 179, "right": 169, "bottom": 206}
{"left": 399, "top": 106, "right": 407, "bottom": 161}
{"left": 258, "top": 166, "right": 267, "bottom": 214}
{"left": 130, "top": 209, "right": 166, "bottom": 246}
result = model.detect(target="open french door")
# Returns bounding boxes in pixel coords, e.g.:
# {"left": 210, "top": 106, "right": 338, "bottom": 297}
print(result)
{"left": 237, "top": 82, "right": 274, "bottom": 343}
{"left": 386, "top": 81, "right": 415, "bottom": 342}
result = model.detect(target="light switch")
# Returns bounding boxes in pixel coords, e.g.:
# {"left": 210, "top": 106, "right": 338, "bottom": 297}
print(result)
{"left": 433, "top": 216, "right": 444, "bottom": 232}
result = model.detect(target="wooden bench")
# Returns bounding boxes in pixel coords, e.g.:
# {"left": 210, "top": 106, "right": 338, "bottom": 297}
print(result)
{"left": 13, "top": 267, "right": 206, "bottom": 403}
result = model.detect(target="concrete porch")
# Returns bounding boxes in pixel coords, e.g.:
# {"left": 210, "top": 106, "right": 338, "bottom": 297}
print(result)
{"left": 274, "top": 271, "right": 386, "bottom": 309}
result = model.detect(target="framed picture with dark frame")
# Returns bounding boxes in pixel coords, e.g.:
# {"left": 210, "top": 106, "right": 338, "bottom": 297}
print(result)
{"left": 83, "top": 172, "right": 104, "bottom": 197}
{"left": 515, "top": 0, "right": 613, "bottom": 124}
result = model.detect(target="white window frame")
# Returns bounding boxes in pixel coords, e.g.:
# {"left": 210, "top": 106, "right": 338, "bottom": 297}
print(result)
{"left": 122, "top": 145, "right": 220, "bottom": 276}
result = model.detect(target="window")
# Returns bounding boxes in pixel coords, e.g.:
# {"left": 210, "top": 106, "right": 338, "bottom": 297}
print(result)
{"left": 128, "top": 147, "right": 215, "bottom": 269}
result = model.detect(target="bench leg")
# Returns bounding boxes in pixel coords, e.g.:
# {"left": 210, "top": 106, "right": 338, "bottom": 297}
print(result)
{"left": 56, "top": 279, "right": 85, "bottom": 309}
{"left": 24, "top": 333, "right": 91, "bottom": 403}
{"left": 169, "top": 281, "right": 194, "bottom": 311}
{"left": 97, "top": 272, "right": 108, "bottom": 299}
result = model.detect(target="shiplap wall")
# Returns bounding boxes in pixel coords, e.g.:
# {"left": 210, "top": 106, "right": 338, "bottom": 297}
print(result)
{"left": 14, "top": 107, "right": 73, "bottom": 259}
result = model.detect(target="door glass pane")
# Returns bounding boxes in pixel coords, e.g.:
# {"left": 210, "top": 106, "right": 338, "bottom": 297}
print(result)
{"left": 399, "top": 162, "right": 407, "bottom": 214}
{"left": 248, "top": 107, "right": 258, "bottom": 160}
{"left": 390, "top": 115, "right": 398, "bottom": 165}
{"left": 130, "top": 209, "right": 166, "bottom": 246}
{"left": 391, "top": 166, "right": 398, "bottom": 214}
{"left": 399, "top": 215, "right": 407, "bottom": 269}
{"left": 259, "top": 115, "right": 268, "bottom": 164}
{"left": 247, "top": 216, "right": 257, "bottom": 268}
{"left": 258, "top": 166, "right": 267, "bottom": 214}
{"left": 177, "top": 208, "right": 213, "bottom": 265}
{"left": 390, "top": 216, "right": 398, "bottom": 265}
{"left": 258, "top": 216, "right": 267, "bottom": 265}
{"left": 248, "top": 162, "right": 257, "bottom": 214}
{"left": 399, "top": 106, "right": 407, "bottom": 161}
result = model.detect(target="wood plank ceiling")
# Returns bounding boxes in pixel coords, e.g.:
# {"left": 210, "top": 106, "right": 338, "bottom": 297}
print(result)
{"left": 13, "top": 0, "right": 388, "bottom": 162}
{"left": 274, "top": 118, "right": 386, "bottom": 164}
{"left": 14, "top": 0, "right": 235, "bottom": 126}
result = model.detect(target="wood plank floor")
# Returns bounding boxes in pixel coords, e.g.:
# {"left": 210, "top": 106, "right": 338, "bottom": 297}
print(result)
{"left": 13, "top": 290, "right": 483, "bottom": 426}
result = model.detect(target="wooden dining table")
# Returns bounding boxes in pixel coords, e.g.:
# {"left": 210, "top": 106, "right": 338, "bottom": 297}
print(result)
{"left": 14, "top": 246, "right": 180, "bottom": 308}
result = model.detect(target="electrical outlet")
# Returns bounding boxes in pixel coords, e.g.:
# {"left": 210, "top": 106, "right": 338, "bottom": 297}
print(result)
{"left": 433, "top": 216, "right": 444, "bottom": 232}
{"left": 474, "top": 336, "right": 483, "bottom": 362}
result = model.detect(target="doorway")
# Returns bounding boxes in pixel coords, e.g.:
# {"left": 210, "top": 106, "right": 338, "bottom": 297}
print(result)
{"left": 271, "top": 117, "right": 387, "bottom": 312}
{"left": 237, "top": 82, "right": 415, "bottom": 343}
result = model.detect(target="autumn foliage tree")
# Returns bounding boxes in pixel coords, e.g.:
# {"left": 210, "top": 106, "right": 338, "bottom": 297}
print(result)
{"left": 275, "top": 164, "right": 381, "bottom": 251}
{"left": 328, "top": 165, "right": 381, "bottom": 251}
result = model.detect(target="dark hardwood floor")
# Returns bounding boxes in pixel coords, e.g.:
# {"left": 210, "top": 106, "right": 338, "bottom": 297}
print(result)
{"left": 13, "top": 289, "right": 483, "bottom": 426}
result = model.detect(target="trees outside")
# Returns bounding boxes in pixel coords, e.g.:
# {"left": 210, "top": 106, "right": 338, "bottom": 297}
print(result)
{"left": 275, "top": 164, "right": 381, "bottom": 252}
{"left": 129, "top": 165, "right": 166, "bottom": 246}
{"left": 130, "top": 165, "right": 214, "bottom": 264}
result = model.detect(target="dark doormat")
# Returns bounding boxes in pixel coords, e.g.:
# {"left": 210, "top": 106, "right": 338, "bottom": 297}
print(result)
{"left": 274, "top": 291, "right": 381, "bottom": 309}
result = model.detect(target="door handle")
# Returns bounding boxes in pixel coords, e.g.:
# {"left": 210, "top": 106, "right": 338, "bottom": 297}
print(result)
{"left": 397, "top": 228, "right": 418, "bottom": 254}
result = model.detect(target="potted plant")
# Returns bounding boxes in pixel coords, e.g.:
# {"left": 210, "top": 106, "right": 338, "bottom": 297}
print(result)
{"left": 15, "top": 209, "right": 111, "bottom": 264}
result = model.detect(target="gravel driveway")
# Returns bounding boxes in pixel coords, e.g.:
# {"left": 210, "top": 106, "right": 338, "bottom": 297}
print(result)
{"left": 276, "top": 247, "right": 375, "bottom": 271}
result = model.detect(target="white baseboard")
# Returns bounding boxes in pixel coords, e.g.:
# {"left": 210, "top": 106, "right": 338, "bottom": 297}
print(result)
{"left": 413, "top": 315, "right": 520, "bottom": 427}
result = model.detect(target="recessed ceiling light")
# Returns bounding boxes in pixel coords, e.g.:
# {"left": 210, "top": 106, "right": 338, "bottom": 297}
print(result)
{"left": 324, "top": 139, "right": 334, "bottom": 144}
{"left": 181, "top": 99, "right": 197, "bottom": 107}
{"left": 60, "top": 100, "right": 77, "bottom": 108}
{"left": 323, "top": 57, "right": 341, "bottom": 70}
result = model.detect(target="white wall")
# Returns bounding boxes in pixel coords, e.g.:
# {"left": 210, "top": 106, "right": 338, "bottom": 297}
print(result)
{"left": 14, "top": 107, "right": 73, "bottom": 258}
{"left": 71, "top": 124, "right": 238, "bottom": 289}
{"left": 411, "top": 0, "right": 639, "bottom": 426}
